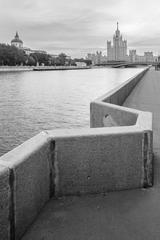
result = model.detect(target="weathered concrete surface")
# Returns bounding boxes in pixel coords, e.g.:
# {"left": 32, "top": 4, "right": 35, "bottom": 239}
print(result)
{"left": 90, "top": 67, "right": 152, "bottom": 187}
{"left": 95, "top": 67, "right": 148, "bottom": 104}
{"left": 90, "top": 101, "right": 138, "bottom": 127}
{"left": 21, "top": 68, "right": 160, "bottom": 240}
{"left": 0, "top": 132, "right": 52, "bottom": 240}
{"left": 53, "top": 131, "right": 144, "bottom": 196}
{"left": 90, "top": 68, "right": 149, "bottom": 128}
{"left": 0, "top": 165, "right": 10, "bottom": 240}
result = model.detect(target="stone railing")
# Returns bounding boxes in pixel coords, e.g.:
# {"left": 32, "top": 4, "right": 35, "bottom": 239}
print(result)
{"left": 0, "top": 67, "right": 152, "bottom": 240}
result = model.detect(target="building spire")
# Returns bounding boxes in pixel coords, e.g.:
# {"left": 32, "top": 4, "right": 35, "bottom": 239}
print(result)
{"left": 115, "top": 22, "right": 120, "bottom": 37}
{"left": 15, "top": 31, "right": 19, "bottom": 39}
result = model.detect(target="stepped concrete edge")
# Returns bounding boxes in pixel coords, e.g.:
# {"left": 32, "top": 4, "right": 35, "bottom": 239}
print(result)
{"left": 0, "top": 67, "right": 152, "bottom": 239}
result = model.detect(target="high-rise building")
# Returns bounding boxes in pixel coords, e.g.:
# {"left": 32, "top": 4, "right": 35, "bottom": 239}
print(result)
{"left": 107, "top": 23, "right": 127, "bottom": 61}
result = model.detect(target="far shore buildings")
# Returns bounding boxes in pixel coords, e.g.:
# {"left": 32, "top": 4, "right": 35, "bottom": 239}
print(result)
{"left": 11, "top": 32, "right": 47, "bottom": 55}
{"left": 129, "top": 49, "right": 156, "bottom": 63}
{"left": 86, "top": 23, "right": 157, "bottom": 65}
{"left": 86, "top": 51, "right": 107, "bottom": 65}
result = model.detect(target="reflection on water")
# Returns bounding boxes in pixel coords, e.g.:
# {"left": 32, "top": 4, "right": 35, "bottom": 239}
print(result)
{"left": 0, "top": 67, "right": 144, "bottom": 156}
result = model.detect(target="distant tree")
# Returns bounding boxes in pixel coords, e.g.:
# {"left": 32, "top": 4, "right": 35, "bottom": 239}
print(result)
{"left": 57, "top": 53, "right": 67, "bottom": 66}
{"left": 30, "top": 52, "right": 51, "bottom": 66}
{"left": 27, "top": 55, "right": 36, "bottom": 66}
{"left": 0, "top": 44, "right": 26, "bottom": 66}
{"left": 73, "top": 58, "right": 92, "bottom": 66}
{"left": 74, "top": 58, "right": 84, "bottom": 62}
{"left": 50, "top": 56, "right": 57, "bottom": 66}
{"left": 0, "top": 43, "right": 79, "bottom": 67}
{"left": 84, "top": 59, "right": 92, "bottom": 66}
{"left": 69, "top": 59, "right": 76, "bottom": 66}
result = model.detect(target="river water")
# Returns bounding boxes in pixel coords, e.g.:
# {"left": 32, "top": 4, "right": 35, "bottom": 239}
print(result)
{"left": 0, "top": 67, "right": 144, "bottom": 156}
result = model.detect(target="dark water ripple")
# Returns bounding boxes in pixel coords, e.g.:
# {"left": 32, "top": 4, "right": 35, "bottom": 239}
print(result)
{"left": 0, "top": 68, "right": 144, "bottom": 156}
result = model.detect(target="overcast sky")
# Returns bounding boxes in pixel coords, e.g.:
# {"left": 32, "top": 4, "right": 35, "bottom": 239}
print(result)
{"left": 0, "top": 0, "right": 160, "bottom": 57}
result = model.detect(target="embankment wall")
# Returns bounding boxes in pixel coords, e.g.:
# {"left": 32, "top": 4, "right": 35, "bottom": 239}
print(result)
{"left": 0, "top": 66, "right": 33, "bottom": 72}
{"left": 0, "top": 67, "right": 152, "bottom": 239}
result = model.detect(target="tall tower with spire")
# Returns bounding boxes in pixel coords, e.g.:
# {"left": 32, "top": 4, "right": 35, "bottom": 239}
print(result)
{"left": 115, "top": 22, "right": 120, "bottom": 37}
{"left": 107, "top": 23, "right": 127, "bottom": 61}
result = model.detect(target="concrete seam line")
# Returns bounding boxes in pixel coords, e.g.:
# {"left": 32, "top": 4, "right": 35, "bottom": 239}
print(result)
{"left": 9, "top": 168, "right": 15, "bottom": 240}
{"left": 43, "top": 132, "right": 59, "bottom": 198}
{"left": 54, "top": 142, "right": 59, "bottom": 197}
{"left": 0, "top": 165, "right": 11, "bottom": 240}
{"left": 49, "top": 140, "right": 56, "bottom": 198}
{"left": 141, "top": 132, "right": 145, "bottom": 187}
{"left": 0, "top": 163, "right": 15, "bottom": 240}
{"left": 142, "top": 131, "right": 153, "bottom": 187}
{"left": 144, "top": 131, "right": 153, "bottom": 187}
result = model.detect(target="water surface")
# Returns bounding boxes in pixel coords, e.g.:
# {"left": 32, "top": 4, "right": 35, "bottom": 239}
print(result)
{"left": 0, "top": 67, "right": 144, "bottom": 156}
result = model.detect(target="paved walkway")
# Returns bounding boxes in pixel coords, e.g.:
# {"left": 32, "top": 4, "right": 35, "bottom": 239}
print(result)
{"left": 124, "top": 68, "right": 160, "bottom": 186}
{"left": 22, "top": 69, "right": 160, "bottom": 240}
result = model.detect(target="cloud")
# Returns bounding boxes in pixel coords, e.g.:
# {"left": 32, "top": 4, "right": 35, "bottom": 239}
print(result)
{"left": 0, "top": 0, "right": 160, "bottom": 57}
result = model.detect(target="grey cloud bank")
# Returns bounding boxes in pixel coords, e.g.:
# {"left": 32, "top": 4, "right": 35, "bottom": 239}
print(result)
{"left": 0, "top": 0, "right": 160, "bottom": 57}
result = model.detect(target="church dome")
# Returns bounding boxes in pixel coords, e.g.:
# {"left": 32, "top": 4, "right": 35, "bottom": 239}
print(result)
{"left": 11, "top": 32, "right": 23, "bottom": 44}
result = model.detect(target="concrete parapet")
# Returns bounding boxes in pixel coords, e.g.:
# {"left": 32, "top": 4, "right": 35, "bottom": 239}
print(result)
{"left": 0, "top": 132, "right": 51, "bottom": 240}
{"left": 90, "top": 68, "right": 149, "bottom": 129}
{"left": 90, "top": 67, "right": 152, "bottom": 188}
{"left": 46, "top": 129, "right": 144, "bottom": 196}
{"left": 0, "top": 67, "right": 153, "bottom": 239}
{"left": 0, "top": 165, "right": 10, "bottom": 240}
{"left": 90, "top": 101, "right": 138, "bottom": 127}
{"left": 95, "top": 67, "right": 148, "bottom": 104}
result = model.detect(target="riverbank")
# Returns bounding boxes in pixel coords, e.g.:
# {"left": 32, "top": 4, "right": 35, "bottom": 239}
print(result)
{"left": 33, "top": 65, "right": 91, "bottom": 71}
{"left": 0, "top": 65, "right": 91, "bottom": 72}
{"left": 0, "top": 66, "right": 33, "bottom": 72}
